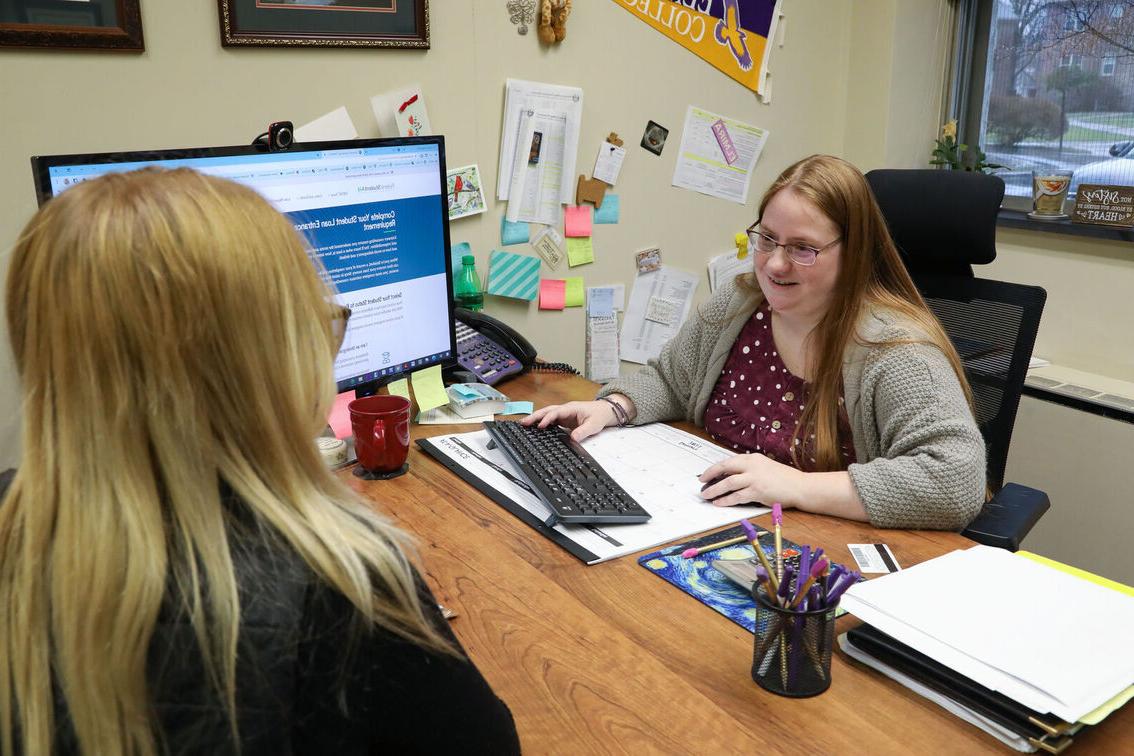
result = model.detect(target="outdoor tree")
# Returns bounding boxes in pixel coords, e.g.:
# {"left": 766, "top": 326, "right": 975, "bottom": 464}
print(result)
{"left": 1047, "top": 66, "right": 1098, "bottom": 150}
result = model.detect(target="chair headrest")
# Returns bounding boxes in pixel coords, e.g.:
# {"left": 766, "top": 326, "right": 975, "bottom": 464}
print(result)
{"left": 865, "top": 169, "right": 1004, "bottom": 275}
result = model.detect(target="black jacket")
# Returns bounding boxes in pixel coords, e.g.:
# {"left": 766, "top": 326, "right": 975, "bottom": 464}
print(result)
{"left": 0, "top": 472, "right": 520, "bottom": 754}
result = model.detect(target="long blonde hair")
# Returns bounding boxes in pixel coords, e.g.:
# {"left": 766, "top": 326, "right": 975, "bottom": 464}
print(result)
{"left": 1, "top": 168, "right": 452, "bottom": 755}
{"left": 741, "top": 155, "right": 973, "bottom": 471}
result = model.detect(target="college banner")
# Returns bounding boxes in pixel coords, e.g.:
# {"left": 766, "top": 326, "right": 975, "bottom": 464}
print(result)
{"left": 612, "top": 0, "right": 781, "bottom": 95}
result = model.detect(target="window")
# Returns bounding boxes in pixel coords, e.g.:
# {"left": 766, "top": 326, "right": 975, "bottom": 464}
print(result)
{"left": 951, "top": 0, "right": 1134, "bottom": 210}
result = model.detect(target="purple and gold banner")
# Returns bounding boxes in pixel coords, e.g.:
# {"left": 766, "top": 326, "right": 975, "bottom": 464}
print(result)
{"left": 613, "top": 0, "right": 780, "bottom": 94}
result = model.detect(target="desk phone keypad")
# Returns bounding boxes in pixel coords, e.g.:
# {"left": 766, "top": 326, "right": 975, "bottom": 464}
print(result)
{"left": 456, "top": 322, "right": 523, "bottom": 386}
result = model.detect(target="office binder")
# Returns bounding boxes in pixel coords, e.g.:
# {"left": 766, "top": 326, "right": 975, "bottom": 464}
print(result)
{"left": 842, "top": 624, "right": 1080, "bottom": 754}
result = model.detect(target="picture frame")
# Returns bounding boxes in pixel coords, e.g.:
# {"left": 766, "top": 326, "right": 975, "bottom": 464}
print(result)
{"left": 0, "top": 0, "right": 144, "bottom": 51}
{"left": 218, "top": 0, "right": 429, "bottom": 49}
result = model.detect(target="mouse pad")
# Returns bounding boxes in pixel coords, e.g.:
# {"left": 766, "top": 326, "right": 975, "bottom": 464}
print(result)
{"left": 638, "top": 526, "right": 850, "bottom": 633}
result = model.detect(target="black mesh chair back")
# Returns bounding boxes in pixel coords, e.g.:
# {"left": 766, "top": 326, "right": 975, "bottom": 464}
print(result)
{"left": 866, "top": 169, "right": 1047, "bottom": 493}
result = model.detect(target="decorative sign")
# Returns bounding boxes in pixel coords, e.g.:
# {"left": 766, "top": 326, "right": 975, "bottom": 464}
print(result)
{"left": 1072, "top": 184, "right": 1134, "bottom": 228}
{"left": 612, "top": 0, "right": 781, "bottom": 96}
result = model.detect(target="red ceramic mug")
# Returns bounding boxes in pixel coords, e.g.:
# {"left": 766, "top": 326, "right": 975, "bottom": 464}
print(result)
{"left": 348, "top": 395, "right": 411, "bottom": 478}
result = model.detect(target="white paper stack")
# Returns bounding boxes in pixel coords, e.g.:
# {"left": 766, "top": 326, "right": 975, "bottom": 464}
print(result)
{"left": 841, "top": 545, "right": 1134, "bottom": 723}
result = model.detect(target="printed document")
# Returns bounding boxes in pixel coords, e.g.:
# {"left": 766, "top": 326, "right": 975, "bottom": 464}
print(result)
{"left": 497, "top": 79, "right": 584, "bottom": 204}
{"left": 708, "top": 249, "right": 753, "bottom": 292}
{"left": 672, "top": 106, "right": 769, "bottom": 205}
{"left": 505, "top": 107, "right": 568, "bottom": 226}
{"left": 586, "top": 314, "right": 620, "bottom": 383}
{"left": 620, "top": 266, "right": 699, "bottom": 364}
{"left": 421, "top": 424, "right": 768, "bottom": 564}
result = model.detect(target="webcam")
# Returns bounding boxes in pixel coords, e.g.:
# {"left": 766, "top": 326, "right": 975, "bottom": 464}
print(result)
{"left": 267, "top": 121, "right": 294, "bottom": 151}
{"left": 252, "top": 120, "right": 295, "bottom": 152}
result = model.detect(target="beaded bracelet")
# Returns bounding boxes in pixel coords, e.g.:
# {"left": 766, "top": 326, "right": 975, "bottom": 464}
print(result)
{"left": 599, "top": 396, "right": 629, "bottom": 427}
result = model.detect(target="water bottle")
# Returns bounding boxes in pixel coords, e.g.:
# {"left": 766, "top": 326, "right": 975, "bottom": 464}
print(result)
{"left": 454, "top": 254, "right": 484, "bottom": 311}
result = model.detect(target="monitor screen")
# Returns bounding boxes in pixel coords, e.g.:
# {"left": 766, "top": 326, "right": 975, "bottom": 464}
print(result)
{"left": 31, "top": 137, "right": 456, "bottom": 393}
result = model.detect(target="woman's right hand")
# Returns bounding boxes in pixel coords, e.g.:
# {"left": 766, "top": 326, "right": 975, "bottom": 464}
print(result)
{"left": 521, "top": 399, "right": 626, "bottom": 443}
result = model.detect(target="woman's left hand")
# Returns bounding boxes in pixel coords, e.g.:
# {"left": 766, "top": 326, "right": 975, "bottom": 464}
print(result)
{"left": 696, "top": 453, "right": 804, "bottom": 508}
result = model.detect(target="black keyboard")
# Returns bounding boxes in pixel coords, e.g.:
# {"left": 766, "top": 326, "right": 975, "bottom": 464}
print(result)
{"left": 483, "top": 420, "right": 651, "bottom": 525}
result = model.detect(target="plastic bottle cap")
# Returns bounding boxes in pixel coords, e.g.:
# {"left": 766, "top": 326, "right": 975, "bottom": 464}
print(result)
{"left": 462, "top": 254, "right": 475, "bottom": 264}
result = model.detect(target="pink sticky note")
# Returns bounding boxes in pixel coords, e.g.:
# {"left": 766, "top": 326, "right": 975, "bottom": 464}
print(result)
{"left": 328, "top": 389, "right": 356, "bottom": 439}
{"left": 564, "top": 205, "right": 593, "bottom": 237}
{"left": 539, "top": 279, "right": 566, "bottom": 310}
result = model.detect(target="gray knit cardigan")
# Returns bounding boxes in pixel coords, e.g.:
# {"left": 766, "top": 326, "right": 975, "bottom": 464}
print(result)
{"left": 598, "top": 280, "right": 986, "bottom": 530}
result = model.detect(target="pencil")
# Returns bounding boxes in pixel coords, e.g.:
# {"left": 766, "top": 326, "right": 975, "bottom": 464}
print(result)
{"left": 680, "top": 534, "right": 749, "bottom": 559}
{"left": 772, "top": 502, "right": 784, "bottom": 582}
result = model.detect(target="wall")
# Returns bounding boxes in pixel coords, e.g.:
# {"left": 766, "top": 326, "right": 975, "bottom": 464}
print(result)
{"left": 0, "top": 0, "right": 854, "bottom": 470}
{"left": 1, "top": 1, "right": 1131, "bottom": 583}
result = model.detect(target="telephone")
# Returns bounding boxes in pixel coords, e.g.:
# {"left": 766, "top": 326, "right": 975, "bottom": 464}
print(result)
{"left": 452, "top": 308, "right": 578, "bottom": 386}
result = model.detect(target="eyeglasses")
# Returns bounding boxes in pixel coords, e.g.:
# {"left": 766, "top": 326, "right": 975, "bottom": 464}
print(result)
{"left": 331, "top": 304, "right": 352, "bottom": 351}
{"left": 747, "top": 228, "right": 841, "bottom": 267}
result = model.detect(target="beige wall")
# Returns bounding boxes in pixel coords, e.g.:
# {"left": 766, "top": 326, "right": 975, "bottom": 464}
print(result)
{"left": 1, "top": 0, "right": 854, "bottom": 469}
{"left": 1, "top": 1, "right": 1132, "bottom": 580}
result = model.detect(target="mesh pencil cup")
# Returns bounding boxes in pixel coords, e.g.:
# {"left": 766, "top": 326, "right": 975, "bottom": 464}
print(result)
{"left": 751, "top": 585, "right": 837, "bottom": 697}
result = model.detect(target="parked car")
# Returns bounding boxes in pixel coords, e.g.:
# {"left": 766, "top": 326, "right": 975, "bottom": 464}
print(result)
{"left": 1069, "top": 144, "right": 1134, "bottom": 196}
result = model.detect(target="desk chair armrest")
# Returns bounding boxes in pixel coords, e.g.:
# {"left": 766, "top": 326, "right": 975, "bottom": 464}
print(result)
{"left": 961, "top": 482, "right": 1050, "bottom": 552}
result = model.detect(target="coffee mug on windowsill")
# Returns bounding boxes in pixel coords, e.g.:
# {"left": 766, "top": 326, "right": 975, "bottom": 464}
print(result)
{"left": 349, "top": 395, "right": 411, "bottom": 479}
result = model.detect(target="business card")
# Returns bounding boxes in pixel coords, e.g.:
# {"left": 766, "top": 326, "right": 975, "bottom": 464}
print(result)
{"left": 847, "top": 543, "right": 901, "bottom": 574}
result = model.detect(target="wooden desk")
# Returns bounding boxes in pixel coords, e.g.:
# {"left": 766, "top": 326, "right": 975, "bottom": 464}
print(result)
{"left": 342, "top": 372, "right": 1132, "bottom": 753}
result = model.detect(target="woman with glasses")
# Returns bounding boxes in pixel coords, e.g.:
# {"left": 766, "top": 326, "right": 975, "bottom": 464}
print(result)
{"left": 525, "top": 155, "right": 985, "bottom": 530}
{"left": 0, "top": 168, "right": 519, "bottom": 754}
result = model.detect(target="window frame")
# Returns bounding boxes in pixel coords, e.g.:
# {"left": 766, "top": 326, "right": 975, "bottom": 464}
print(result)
{"left": 948, "top": 0, "right": 1134, "bottom": 240}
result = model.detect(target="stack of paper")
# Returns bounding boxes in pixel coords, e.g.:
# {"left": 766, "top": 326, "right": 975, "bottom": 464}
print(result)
{"left": 841, "top": 545, "right": 1134, "bottom": 723}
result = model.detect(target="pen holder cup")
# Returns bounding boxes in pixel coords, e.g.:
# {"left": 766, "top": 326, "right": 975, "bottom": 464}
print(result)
{"left": 751, "top": 587, "right": 837, "bottom": 698}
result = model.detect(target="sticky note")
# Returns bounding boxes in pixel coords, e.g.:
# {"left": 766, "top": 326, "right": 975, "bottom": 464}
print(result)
{"left": 328, "top": 389, "right": 356, "bottom": 440}
{"left": 410, "top": 364, "right": 448, "bottom": 414}
{"left": 486, "top": 249, "right": 541, "bottom": 301}
{"left": 565, "top": 277, "right": 584, "bottom": 307}
{"left": 387, "top": 378, "right": 410, "bottom": 401}
{"left": 539, "top": 279, "right": 566, "bottom": 310}
{"left": 451, "top": 383, "right": 481, "bottom": 399}
{"left": 501, "top": 217, "right": 530, "bottom": 246}
{"left": 451, "top": 241, "right": 472, "bottom": 281}
{"left": 594, "top": 194, "right": 620, "bottom": 224}
{"left": 566, "top": 237, "right": 594, "bottom": 267}
{"left": 501, "top": 401, "right": 535, "bottom": 416}
{"left": 564, "top": 205, "right": 593, "bottom": 237}
{"left": 587, "top": 286, "right": 615, "bottom": 316}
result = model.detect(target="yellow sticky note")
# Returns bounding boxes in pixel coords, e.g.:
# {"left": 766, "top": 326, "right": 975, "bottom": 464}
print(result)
{"left": 564, "top": 277, "right": 584, "bottom": 307}
{"left": 566, "top": 237, "right": 594, "bottom": 267}
{"left": 410, "top": 364, "right": 448, "bottom": 413}
{"left": 387, "top": 378, "right": 410, "bottom": 400}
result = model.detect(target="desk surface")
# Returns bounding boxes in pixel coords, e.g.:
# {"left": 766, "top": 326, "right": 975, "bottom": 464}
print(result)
{"left": 341, "top": 371, "right": 1133, "bottom": 753}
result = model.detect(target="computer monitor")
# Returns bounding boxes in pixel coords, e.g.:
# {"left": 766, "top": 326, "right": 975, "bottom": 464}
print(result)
{"left": 30, "top": 136, "right": 456, "bottom": 395}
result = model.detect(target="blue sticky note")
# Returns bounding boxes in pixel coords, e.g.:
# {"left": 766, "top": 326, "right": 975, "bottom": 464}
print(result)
{"left": 594, "top": 195, "right": 620, "bottom": 224}
{"left": 452, "top": 383, "right": 481, "bottom": 399}
{"left": 451, "top": 241, "right": 472, "bottom": 281}
{"left": 501, "top": 217, "right": 531, "bottom": 246}
{"left": 501, "top": 401, "right": 534, "bottom": 416}
{"left": 587, "top": 287, "right": 615, "bottom": 317}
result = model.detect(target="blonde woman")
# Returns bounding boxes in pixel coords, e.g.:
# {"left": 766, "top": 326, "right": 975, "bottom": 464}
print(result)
{"left": 0, "top": 168, "right": 519, "bottom": 754}
{"left": 527, "top": 155, "right": 986, "bottom": 530}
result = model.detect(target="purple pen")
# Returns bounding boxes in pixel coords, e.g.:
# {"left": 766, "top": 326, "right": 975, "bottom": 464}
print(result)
{"left": 826, "top": 570, "right": 861, "bottom": 605}
{"left": 778, "top": 564, "right": 794, "bottom": 600}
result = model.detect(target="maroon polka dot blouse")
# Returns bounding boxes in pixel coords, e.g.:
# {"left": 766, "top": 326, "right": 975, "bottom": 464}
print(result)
{"left": 703, "top": 302, "right": 856, "bottom": 471}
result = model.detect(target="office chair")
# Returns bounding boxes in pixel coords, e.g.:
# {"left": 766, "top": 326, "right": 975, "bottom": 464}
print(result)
{"left": 866, "top": 169, "right": 1049, "bottom": 550}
